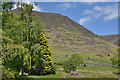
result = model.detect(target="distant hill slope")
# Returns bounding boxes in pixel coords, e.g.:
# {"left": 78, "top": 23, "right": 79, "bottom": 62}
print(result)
{"left": 13, "top": 9, "right": 118, "bottom": 56}
{"left": 33, "top": 11, "right": 118, "bottom": 55}
{"left": 97, "top": 34, "right": 120, "bottom": 47}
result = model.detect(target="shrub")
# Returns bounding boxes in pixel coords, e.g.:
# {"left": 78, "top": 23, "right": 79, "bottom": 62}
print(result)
{"left": 62, "top": 61, "right": 76, "bottom": 73}
{"left": 2, "top": 36, "right": 29, "bottom": 76}
{"left": 37, "top": 33, "right": 55, "bottom": 74}
{"left": 62, "top": 54, "right": 84, "bottom": 73}
{"left": 2, "top": 66, "right": 15, "bottom": 80}
{"left": 54, "top": 62, "right": 62, "bottom": 65}
{"left": 111, "top": 48, "right": 120, "bottom": 73}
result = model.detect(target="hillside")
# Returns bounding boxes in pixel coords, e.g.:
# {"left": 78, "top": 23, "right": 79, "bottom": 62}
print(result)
{"left": 97, "top": 34, "right": 120, "bottom": 47}
{"left": 32, "top": 11, "right": 118, "bottom": 55}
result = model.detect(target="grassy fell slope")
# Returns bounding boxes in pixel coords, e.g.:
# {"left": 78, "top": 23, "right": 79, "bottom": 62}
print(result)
{"left": 97, "top": 34, "right": 120, "bottom": 47}
{"left": 32, "top": 11, "right": 118, "bottom": 69}
{"left": 32, "top": 11, "right": 118, "bottom": 56}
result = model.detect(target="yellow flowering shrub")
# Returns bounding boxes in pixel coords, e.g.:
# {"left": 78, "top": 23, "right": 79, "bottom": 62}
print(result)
{"left": 37, "top": 33, "right": 55, "bottom": 74}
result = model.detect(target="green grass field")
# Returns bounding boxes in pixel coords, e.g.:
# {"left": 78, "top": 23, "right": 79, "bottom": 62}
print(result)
{"left": 18, "top": 65, "right": 118, "bottom": 78}
{"left": 17, "top": 49, "right": 118, "bottom": 79}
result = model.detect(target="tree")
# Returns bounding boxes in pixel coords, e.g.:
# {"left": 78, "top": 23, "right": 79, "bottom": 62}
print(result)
{"left": 2, "top": 12, "right": 26, "bottom": 44}
{"left": 1, "top": 1, "right": 56, "bottom": 76}
{"left": 30, "top": 43, "right": 44, "bottom": 75}
{"left": 62, "top": 61, "right": 76, "bottom": 73}
{"left": 2, "top": 2, "right": 44, "bottom": 46}
{"left": 68, "top": 54, "right": 84, "bottom": 67}
{"left": 18, "top": 3, "right": 45, "bottom": 74}
{"left": 2, "top": 2, "right": 44, "bottom": 74}
{"left": 111, "top": 48, "right": 120, "bottom": 73}
{"left": 37, "top": 33, "right": 55, "bottom": 75}
{"left": 2, "top": 33, "right": 29, "bottom": 76}
{"left": 1, "top": 1, "right": 14, "bottom": 26}
{"left": 62, "top": 54, "right": 84, "bottom": 73}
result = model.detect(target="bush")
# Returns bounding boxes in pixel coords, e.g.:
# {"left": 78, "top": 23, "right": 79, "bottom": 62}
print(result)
{"left": 37, "top": 33, "right": 55, "bottom": 75}
{"left": 83, "top": 64, "right": 86, "bottom": 67}
{"left": 2, "top": 36, "right": 29, "bottom": 76}
{"left": 2, "top": 66, "right": 15, "bottom": 80}
{"left": 62, "top": 61, "right": 76, "bottom": 73}
{"left": 108, "top": 54, "right": 110, "bottom": 56}
{"left": 62, "top": 54, "right": 84, "bottom": 73}
{"left": 66, "top": 55, "right": 68, "bottom": 57}
{"left": 54, "top": 62, "right": 62, "bottom": 65}
{"left": 111, "top": 48, "right": 120, "bottom": 73}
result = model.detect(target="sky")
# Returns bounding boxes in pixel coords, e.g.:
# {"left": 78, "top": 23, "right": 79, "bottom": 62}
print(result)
{"left": 12, "top": 1, "right": 119, "bottom": 35}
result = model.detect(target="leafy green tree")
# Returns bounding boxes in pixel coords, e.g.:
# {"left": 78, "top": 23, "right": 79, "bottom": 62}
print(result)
{"left": 68, "top": 54, "right": 84, "bottom": 66}
{"left": 37, "top": 33, "right": 55, "bottom": 74}
{"left": 62, "top": 54, "right": 84, "bottom": 73}
{"left": 18, "top": 3, "right": 44, "bottom": 73}
{"left": 2, "top": 34, "right": 29, "bottom": 76}
{"left": 2, "top": 1, "right": 14, "bottom": 10}
{"left": 2, "top": 12, "right": 26, "bottom": 44}
{"left": 1, "top": 1, "right": 14, "bottom": 26}
{"left": 30, "top": 43, "right": 44, "bottom": 75}
{"left": 1, "top": 2, "right": 50, "bottom": 76}
{"left": 2, "top": 2, "right": 44, "bottom": 74}
{"left": 111, "top": 48, "right": 120, "bottom": 73}
{"left": 62, "top": 61, "right": 76, "bottom": 73}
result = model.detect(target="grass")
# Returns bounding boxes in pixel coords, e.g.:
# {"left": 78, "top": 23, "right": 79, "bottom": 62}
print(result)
{"left": 49, "top": 48, "right": 118, "bottom": 78}
{"left": 18, "top": 70, "right": 66, "bottom": 78}
{"left": 51, "top": 49, "right": 113, "bottom": 67}
{"left": 19, "top": 63, "right": 118, "bottom": 78}
{"left": 17, "top": 65, "right": 118, "bottom": 78}
{"left": 77, "top": 66, "right": 118, "bottom": 78}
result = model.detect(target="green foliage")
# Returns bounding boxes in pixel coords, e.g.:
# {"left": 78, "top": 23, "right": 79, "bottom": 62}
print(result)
{"left": 37, "top": 33, "right": 55, "bottom": 74}
{"left": 2, "top": 34, "right": 29, "bottom": 76}
{"left": 19, "top": 3, "right": 33, "bottom": 24}
{"left": 2, "top": 2, "right": 14, "bottom": 10}
{"left": 2, "top": 10, "right": 43, "bottom": 46}
{"left": 68, "top": 54, "right": 84, "bottom": 66}
{"left": 31, "top": 43, "right": 43, "bottom": 67}
{"left": 1, "top": 1, "right": 55, "bottom": 77}
{"left": 62, "top": 54, "right": 84, "bottom": 73}
{"left": 2, "top": 2, "right": 44, "bottom": 75}
{"left": 62, "top": 61, "right": 76, "bottom": 73}
{"left": 2, "top": 66, "right": 15, "bottom": 80}
{"left": 30, "top": 43, "right": 44, "bottom": 75}
{"left": 1, "top": 2, "right": 14, "bottom": 26}
{"left": 66, "top": 55, "right": 68, "bottom": 57}
{"left": 2, "top": 12, "right": 26, "bottom": 44}
{"left": 111, "top": 48, "right": 120, "bottom": 69}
